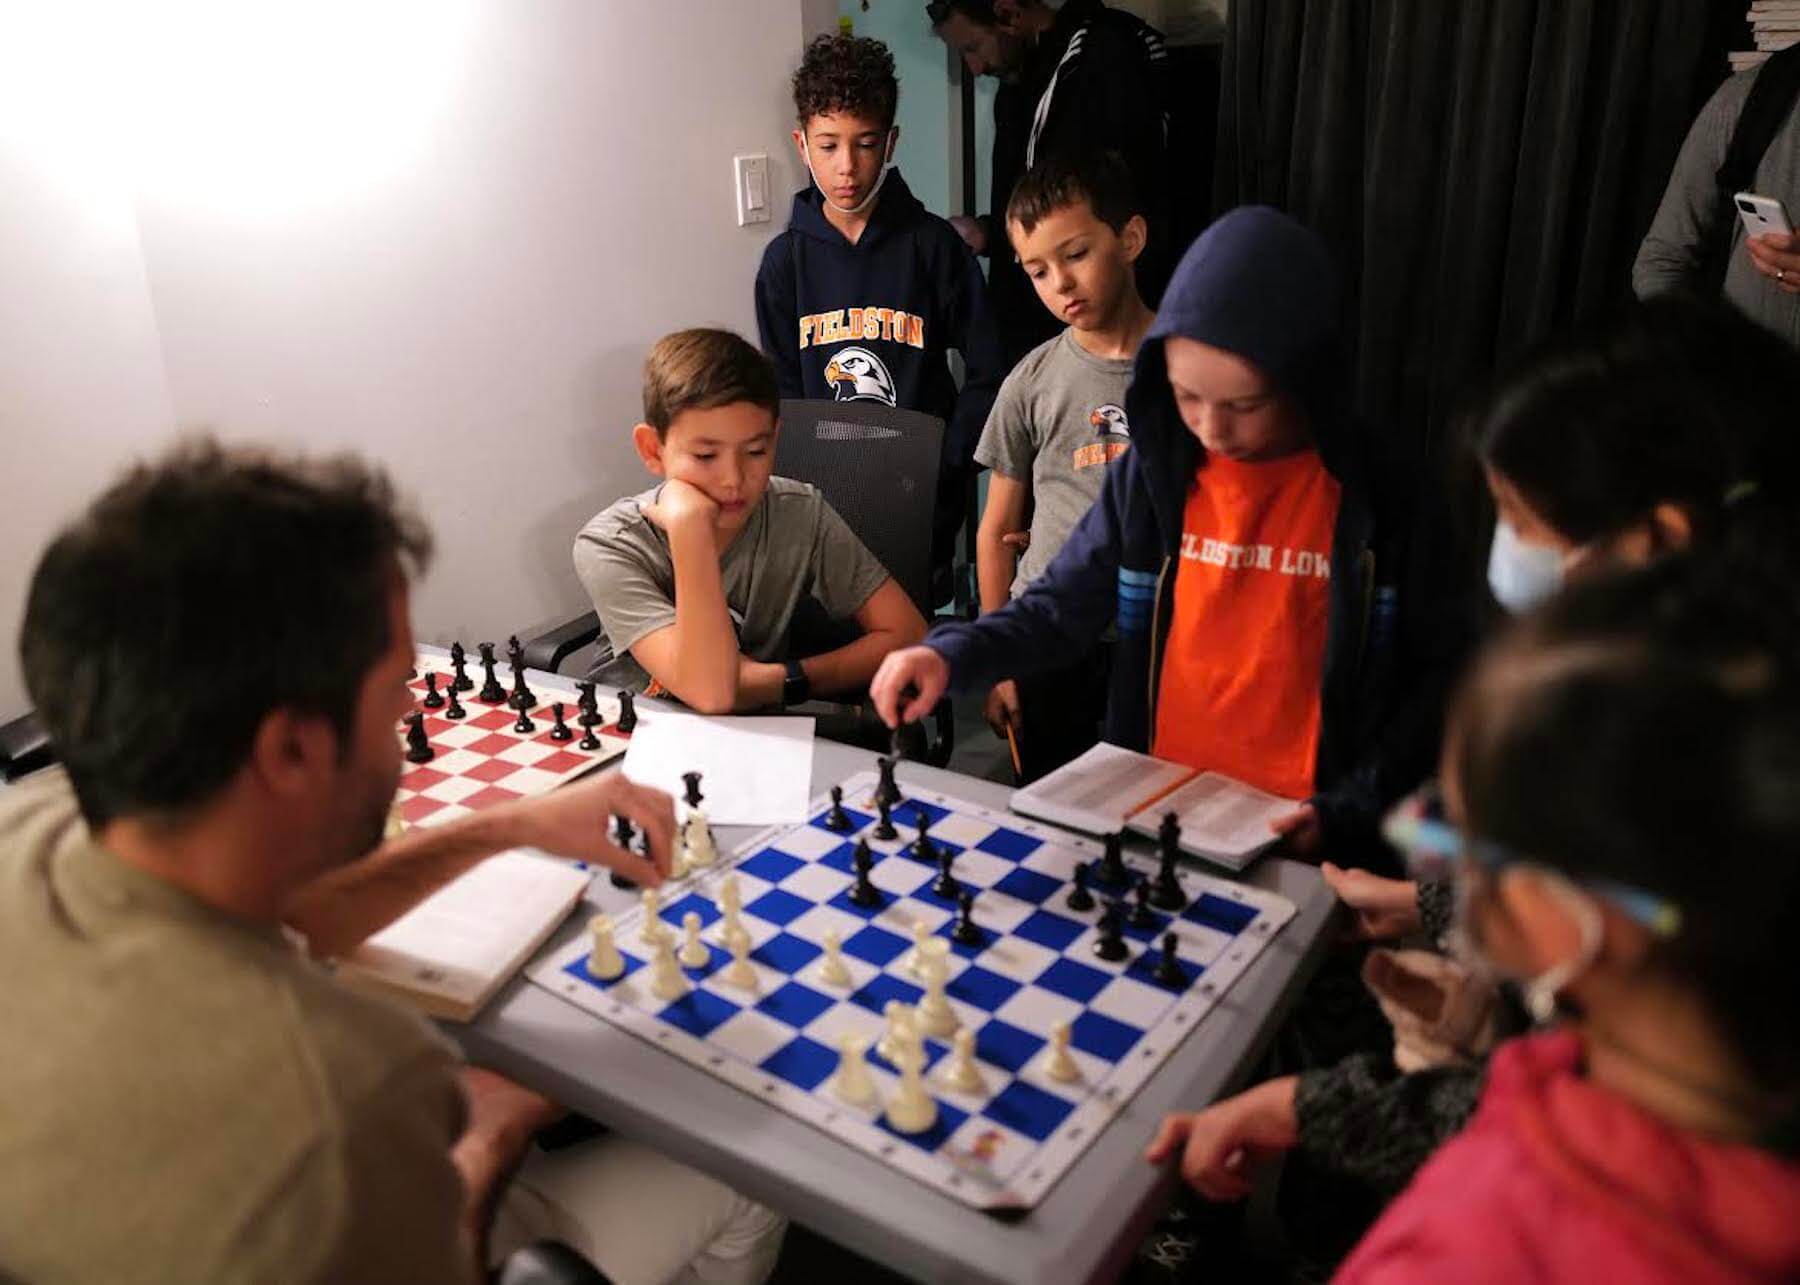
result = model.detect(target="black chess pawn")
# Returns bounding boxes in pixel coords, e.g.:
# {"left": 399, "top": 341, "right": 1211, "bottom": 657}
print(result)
{"left": 421, "top": 672, "right": 445, "bottom": 709}
{"left": 873, "top": 795, "right": 898, "bottom": 841}
{"left": 444, "top": 684, "right": 467, "bottom": 720}
{"left": 1153, "top": 931, "right": 1186, "bottom": 987}
{"left": 874, "top": 755, "right": 901, "bottom": 808}
{"left": 477, "top": 642, "right": 506, "bottom": 703}
{"left": 404, "top": 712, "right": 435, "bottom": 764}
{"left": 450, "top": 640, "right": 474, "bottom": 691}
{"left": 847, "top": 838, "right": 882, "bottom": 907}
{"left": 932, "top": 849, "right": 960, "bottom": 900}
{"left": 682, "top": 771, "right": 704, "bottom": 809}
{"left": 548, "top": 702, "right": 573, "bottom": 741}
{"left": 576, "top": 680, "right": 598, "bottom": 720}
{"left": 512, "top": 705, "right": 536, "bottom": 735}
{"left": 912, "top": 813, "right": 936, "bottom": 863}
{"left": 1129, "top": 875, "right": 1157, "bottom": 929}
{"left": 610, "top": 815, "right": 638, "bottom": 889}
{"left": 616, "top": 690, "right": 638, "bottom": 734}
{"left": 1151, "top": 814, "right": 1188, "bottom": 911}
{"left": 1093, "top": 900, "right": 1129, "bottom": 961}
{"left": 1066, "top": 863, "right": 1095, "bottom": 912}
{"left": 952, "top": 888, "right": 983, "bottom": 946}
{"left": 825, "top": 785, "right": 852, "bottom": 832}
{"left": 509, "top": 660, "right": 537, "bottom": 712}
{"left": 577, "top": 709, "right": 602, "bottom": 751}
{"left": 1094, "top": 832, "right": 1130, "bottom": 887}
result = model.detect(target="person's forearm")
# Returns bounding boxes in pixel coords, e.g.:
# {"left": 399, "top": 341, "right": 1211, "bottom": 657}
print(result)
{"left": 283, "top": 805, "right": 528, "bottom": 959}
{"left": 799, "top": 629, "right": 919, "bottom": 699}
{"left": 734, "top": 655, "right": 786, "bottom": 710}
{"left": 660, "top": 522, "right": 740, "bottom": 712}
{"left": 976, "top": 527, "right": 1014, "bottom": 615}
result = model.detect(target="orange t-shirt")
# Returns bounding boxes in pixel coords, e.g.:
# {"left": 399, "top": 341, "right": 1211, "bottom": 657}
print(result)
{"left": 1151, "top": 449, "right": 1341, "bottom": 799}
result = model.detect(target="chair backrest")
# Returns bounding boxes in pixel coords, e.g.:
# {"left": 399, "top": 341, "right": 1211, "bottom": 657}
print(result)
{"left": 774, "top": 399, "right": 943, "bottom": 616}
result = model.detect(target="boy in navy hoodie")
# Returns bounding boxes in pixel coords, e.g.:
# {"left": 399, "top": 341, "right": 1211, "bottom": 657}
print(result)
{"left": 755, "top": 34, "right": 1003, "bottom": 587}
{"left": 873, "top": 208, "right": 1470, "bottom": 864}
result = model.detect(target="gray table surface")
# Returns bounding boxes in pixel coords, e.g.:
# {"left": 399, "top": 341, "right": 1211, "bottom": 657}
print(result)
{"left": 454, "top": 721, "right": 1340, "bottom": 1285}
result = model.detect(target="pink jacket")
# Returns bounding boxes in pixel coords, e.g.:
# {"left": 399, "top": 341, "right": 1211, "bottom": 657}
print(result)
{"left": 1336, "top": 1031, "right": 1800, "bottom": 1284}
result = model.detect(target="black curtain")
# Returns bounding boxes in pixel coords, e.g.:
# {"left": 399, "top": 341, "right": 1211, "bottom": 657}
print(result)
{"left": 1214, "top": 0, "right": 1744, "bottom": 470}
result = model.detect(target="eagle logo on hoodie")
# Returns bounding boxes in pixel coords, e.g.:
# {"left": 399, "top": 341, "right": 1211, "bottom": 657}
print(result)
{"left": 822, "top": 347, "right": 898, "bottom": 406}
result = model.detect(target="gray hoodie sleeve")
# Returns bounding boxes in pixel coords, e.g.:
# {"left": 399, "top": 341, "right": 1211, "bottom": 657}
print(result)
{"left": 1634, "top": 73, "right": 1756, "bottom": 298}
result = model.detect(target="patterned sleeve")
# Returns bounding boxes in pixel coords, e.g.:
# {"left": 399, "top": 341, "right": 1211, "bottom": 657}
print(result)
{"left": 1417, "top": 875, "right": 1455, "bottom": 944}
{"left": 1293, "top": 1053, "right": 1486, "bottom": 1198}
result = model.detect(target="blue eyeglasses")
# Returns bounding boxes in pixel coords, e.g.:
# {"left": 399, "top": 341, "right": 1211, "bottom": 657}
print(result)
{"left": 1381, "top": 784, "right": 1682, "bottom": 938}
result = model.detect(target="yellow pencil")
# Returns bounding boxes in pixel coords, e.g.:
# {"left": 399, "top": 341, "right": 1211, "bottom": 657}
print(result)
{"left": 1004, "top": 722, "right": 1023, "bottom": 780}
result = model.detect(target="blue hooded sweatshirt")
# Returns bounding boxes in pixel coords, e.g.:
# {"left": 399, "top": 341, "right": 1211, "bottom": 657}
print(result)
{"left": 927, "top": 207, "right": 1474, "bottom": 863}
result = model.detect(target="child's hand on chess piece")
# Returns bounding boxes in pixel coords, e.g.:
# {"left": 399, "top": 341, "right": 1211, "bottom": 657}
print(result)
{"left": 871, "top": 645, "right": 952, "bottom": 727}
{"left": 1145, "top": 1076, "right": 1299, "bottom": 1201}
{"left": 1268, "top": 802, "right": 1323, "bottom": 856}
{"left": 1320, "top": 862, "right": 1421, "bottom": 940}
{"left": 639, "top": 477, "right": 720, "bottom": 534}
{"left": 505, "top": 768, "right": 675, "bottom": 886}
{"left": 983, "top": 679, "right": 1021, "bottom": 739}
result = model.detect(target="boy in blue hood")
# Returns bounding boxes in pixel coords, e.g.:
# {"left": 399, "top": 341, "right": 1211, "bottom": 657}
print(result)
{"left": 873, "top": 208, "right": 1470, "bottom": 863}
{"left": 755, "top": 34, "right": 1003, "bottom": 583}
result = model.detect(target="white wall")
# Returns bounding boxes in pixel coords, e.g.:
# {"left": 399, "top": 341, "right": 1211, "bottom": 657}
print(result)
{"left": 0, "top": 1, "right": 812, "bottom": 721}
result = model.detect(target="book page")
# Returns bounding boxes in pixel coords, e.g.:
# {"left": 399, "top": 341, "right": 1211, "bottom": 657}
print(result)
{"left": 1011, "top": 742, "right": 1195, "bottom": 831}
{"left": 1140, "top": 772, "right": 1297, "bottom": 857}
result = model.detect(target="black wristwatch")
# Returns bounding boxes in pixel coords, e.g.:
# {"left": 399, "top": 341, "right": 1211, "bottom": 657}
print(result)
{"left": 782, "top": 659, "right": 812, "bottom": 707}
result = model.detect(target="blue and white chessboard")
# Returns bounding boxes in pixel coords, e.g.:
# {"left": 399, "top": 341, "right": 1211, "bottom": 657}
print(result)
{"left": 527, "top": 770, "right": 1296, "bottom": 1210}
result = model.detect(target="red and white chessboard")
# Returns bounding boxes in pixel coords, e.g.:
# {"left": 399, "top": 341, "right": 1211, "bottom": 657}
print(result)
{"left": 394, "top": 650, "right": 632, "bottom": 827}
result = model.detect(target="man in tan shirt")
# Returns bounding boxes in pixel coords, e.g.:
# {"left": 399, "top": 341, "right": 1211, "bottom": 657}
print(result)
{"left": 0, "top": 441, "right": 784, "bottom": 1283}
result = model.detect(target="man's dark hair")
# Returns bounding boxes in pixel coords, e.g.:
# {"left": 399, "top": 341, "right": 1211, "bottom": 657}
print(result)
{"left": 1006, "top": 151, "right": 1140, "bottom": 236}
{"left": 20, "top": 438, "right": 433, "bottom": 828}
{"left": 792, "top": 33, "right": 898, "bottom": 130}
{"left": 926, "top": 0, "right": 1037, "bottom": 27}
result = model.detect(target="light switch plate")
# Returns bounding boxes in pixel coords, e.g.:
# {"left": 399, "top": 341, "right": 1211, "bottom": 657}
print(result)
{"left": 734, "top": 153, "right": 771, "bottom": 226}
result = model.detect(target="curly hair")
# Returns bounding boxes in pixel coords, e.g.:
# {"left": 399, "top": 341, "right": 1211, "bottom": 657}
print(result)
{"left": 792, "top": 34, "right": 898, "bottom": 130}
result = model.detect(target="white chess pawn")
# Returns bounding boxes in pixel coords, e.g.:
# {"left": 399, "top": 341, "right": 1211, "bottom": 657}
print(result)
{"left": 585, "top": 914, "right": 624, "bottom": 981}
{"left": 903, "top": 919, "right": 931, "bottom": 978}
{"left": 876, "top": 1000, "right": 914, "bottom": 1066}
{"left": 938, "top": 1027, "right": 984, "bottom": 1095}
{"left": 884, "top": 1035, "right": 938, "bottom": 1134}
{"left": 720, "top": 873, "right": 742, "bottom": 917}
{"left": 831, "top": 1034, "right": 877, "bottom": 1107}
{"left": 814, "top": 930, "right": 852, "bottom": 987}
{"left": 915, "top": 943, "right": 957, "bottom": 1039}
{"left": 1042, "top": 1019, "right": 1080, "bottom": 1083}
{"left": 685, "top": 810, "right": 716, "bottom": 867}
{"left": 639, "top": 889, "right": 665, "bottom": 944}
{"left": 649, "top": 937, "right": 688, "bottom": 1001}
{"left": 678, "top": 910, "right": 709, "bottom": 968}
{"left": 721, "top": 932, "right": 757, "bottom": 990}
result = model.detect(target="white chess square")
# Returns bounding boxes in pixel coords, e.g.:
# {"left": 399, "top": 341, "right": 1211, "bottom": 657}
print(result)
{"left": 427, "top": 748, "right": 485, "bottom": 777}
{"left": 496, "top": 740, "right": 556, "bottom": 767}
{"left": 1173, "top": 922, "right": 1235, "bottom": 965}
{"left": 995, "top": 987, "right": 1085, "bottom": 1035}
{"left": 948, "top": 849, "right": 1012, "bottom": 889}
{"left": 494, "top": 765, "right": 565, "bottom": 796}
{"left": 416, "top": 803, "right": 474, "bottom": 828}
{"left": 964, "top": 892, "right": 1034, "bottom": 935}
{"left": 418, "top": 774, "right": 490, "bottom": 804}
{"left": 1016, "top": 1043, "right": 1109, "bottom": 1096}
{"left": 433, "top": 724, "right": 487, "bottom": 749}
{"left": 779, "top": 862, "right": 850, "bottom": 904}
{"left": 806, "top": 1000, "right": 887, "bottom": 1048}
{"left": 1089, "top": 975, "right": 1175, "bottom": 1029}
{"left": 875, "top": 898, "right": 951, "bottom": 936}
{"left": 700, "top": 956, "right": 783, "bottom": 1004}
{"left": 706, "top": 1009, "right": 792, "bottom": 1065}
{"left": 769, "top": 826, "right": 845, "bottom": 861}
{"left": 977, "top": 935, "right": 1061, "bottom": 984}
{"left": 1020, "top": 843, "right": 1091, "bottom": 882}
{"left": 871, "top": 855, "right": 932, "bottom": 897}
{"left": 783, "top": 903, "right": 867, "bottom": 947}
{"left": 930, "top": 813, "right": 998, "bottom": 848}
{"left": 796, "top": 951, "right": 875, "bottom": 998}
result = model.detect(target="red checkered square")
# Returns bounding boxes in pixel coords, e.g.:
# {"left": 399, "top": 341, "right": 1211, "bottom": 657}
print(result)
{"left": 462, "top": 784, "right": 525, "bottom": 809}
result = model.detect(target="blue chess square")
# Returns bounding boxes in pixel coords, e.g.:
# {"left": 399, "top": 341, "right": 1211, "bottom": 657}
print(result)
{"left": 983, "top": 1079, "right": 1077, "bottom": 1143}
{"left": 1185, "top": 893, "right": 1258, "bottom": 935}
{"left": 849, "top": 970, "right": 924, "bottom": 1015}
{"left": 911, "top": 873, "right": 972, "bottom": 911}
{"left": 827, "top": 886, "right": 890, "bottom": 920}
{"left": 1070, "top": 1009, "right": 1142, "bottom": 1062}
{"left": 901, "top": 838, "right": 964, "bottom": 868}
{"left": 759, "top": 1033, "right": 837, "bottom": 1092}
{"left": 875, "top": 1097, "right": 967, "bottom": 1153}
{"left": 1035, "top": 957, "right": 1112, "bottom": 1004}
{"left": 944, "top": 964, "right": 1021, "bottom": 1012}
{"left": 818, "top": 841, "right": 858, "bottom": 874}
{"left": 662, "top": 892, "right": 721, "bottom": 929}
{"left": 840, "top": 923, "right": 909, "bottom": 968}
{"left": 973, "top": 1017, "right": 1045, "bottom": 1073}
{"left": 975, "top": 827, "right": 1044, "bottom": 862}
{"left": 756, "top": 980, "right": 836, "bottom": 1029}
{"left": 751, "top": 931, "right": 823, "bottom": 975}
{"left": 891, "top": 798, "right": 951, "bottom": 831}
{"left": 737, "top": 847, "right": 804, "bottom": 885}
{"left": 679, "top": 942, "right": 731, "bottom": 983}
{"left": 812, "top": 806, "right": 872, "bottom": 836}
{"left": 1120, "top": 905, "right": 1171, "bottom": 943}
{"left": 746, "top": 887, "right": 811, "bottom": 927}
{"left": 562, "top": 949, "right": 644, "bottom": 990}
{"left": 658, "top": 988, "right": 739, "bottom": 1040}
{"left": 933, "top": 918, "right": 988, "bottom": 955}
{"left": 1012, "top": 908, "right": 1087, "bottom": 953}
{"left": 992, "top": 867, "right": 1062, "bottom": 905}
{"left": 1127, "top": 945, "right": 1201, "bottom": 992}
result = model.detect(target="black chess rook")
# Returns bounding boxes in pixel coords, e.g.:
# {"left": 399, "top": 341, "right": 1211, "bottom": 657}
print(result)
{"left": 1066, "top": 863, "right": 1095, "bottom": 911}
{"left": 1153, "top": 931, "right": 1186, "bottom": 987}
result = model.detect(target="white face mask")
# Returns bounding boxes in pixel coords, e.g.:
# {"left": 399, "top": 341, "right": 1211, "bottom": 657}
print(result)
{"left": 1459, "top": 868, "right": 1605, "bottom": 1025}
{"left": 801, "top": 130, "right": 897, "bottom": 216}
{"left": 1487, "top": 519, "right": 1566, "bottom": 615}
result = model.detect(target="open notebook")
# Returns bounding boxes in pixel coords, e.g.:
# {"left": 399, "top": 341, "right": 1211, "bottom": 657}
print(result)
{"left": 1009, "top": 742, "right": 1298, "bottom": 872}
{"left": 335, "top": 851, "right": 591, "bottom": 1021}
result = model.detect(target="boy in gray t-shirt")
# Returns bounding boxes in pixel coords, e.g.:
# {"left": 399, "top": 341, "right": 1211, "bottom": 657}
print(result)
{"left": 972, "top": 153, "right": 1154, "bottom": 781}
{"left": 574, "top": 329, "right": 926, "bottom": 713}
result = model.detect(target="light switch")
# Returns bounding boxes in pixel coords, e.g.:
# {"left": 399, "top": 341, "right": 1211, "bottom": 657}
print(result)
{"left": 735, "top": 154, "right": 771, "bottom": 226}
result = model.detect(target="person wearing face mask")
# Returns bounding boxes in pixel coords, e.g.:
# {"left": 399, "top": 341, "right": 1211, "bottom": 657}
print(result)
{"left": 755, "top": 34, "right": 1003, "bottom": 592}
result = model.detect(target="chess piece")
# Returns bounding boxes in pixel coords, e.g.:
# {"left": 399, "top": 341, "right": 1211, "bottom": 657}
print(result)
{"left": 548, "top": 702, "right": 573, "bottom": 741}
{"left": 876, "top": 1001, "right": 914, "bottom": 1065}
{"left": 952, "top": 889, "right": 983, "bottom": 947}
{"left": 682, "top": 770, "right": 704, "bottom": 809}
{"left": 1151, "top": 813, "right": 1188, "bottom": 910}
{"left": 912, "top": 812, "right": 935, "bottom": 863}
{"left": 932, "top": 849, "right": 960, "bottom": 900}
{"left": 719, "top": 872, "right": 742, "bottom": 918}
{"left": 649, "top": 937, "right": 688, "bottom": 1001}
{"left": 1129, "top": 875, "right": 1157, "bottom": 929}
{"left": 477, "top": 642, "right": 506, "bottom": 703}
{"left": 875, "top": 755, "right": 901, "bottom": 808}
{"left": 422, "top": 672, "right": 445, "bottom": 709}
{"left": 616, "top": 689, "right": 638, "bottom": 734}
{"left": 939, "top": 1027, "right": 984, "bottom": 1095}
{"left": 873, "top": 795, "right": 898, "bottom": 841}
{"left": 450, "top": 640, "right": 474, "bottom": 691}
{"left": 1095, "top": 831, "right": 1129, "bottom": 887}
{"left": 915, "top": 942, "right": 957, "bottom": 1038}
{"left": 720, "top": 900, "right": 750, "bottom": 956}
{"left": 638, "top": 887, "right": 664, "bottom": 943}
{"left": 903, "top": 919, "right": 931, "bottom": 977}
{"left": 1042, "top": 1020, "right": 1080, "bottom": 1082}
{"left": 509, "top": 660, "right": 537, "bottom": 713}
{"left": 815, "top": 930, "right": 852, "bottom": 987}
{"left": 884, "top": 1035, "right": 937, "bottom": 1134}
{"left": 832, "top": 1034, "right": 877, "bottom": 1107}
{"left": 847, "top": 838, "right": 882, "bottom": 908}
{"left": 1066, "top": 863, "right": 1095, "bottom": 912}
{"left": 825, "top": 785, "right": 852, "bottom": 832}
{"left": 1093, "top": 900, "right": 1129, "bottom": 962}
{"left": 443, "top": 684, "right": 467, "bottom": 720}
{"left": 577, "top": 709, "right": 602, "bottom": 751}
{"left": 1153, "top": 931, "right": 1187, "bottom": 987}
{"left": 512, "top": 706, "right": 536, "bottom": 735}
{"left": 721, "top": 933, "right": 757, "bottom": 990}
{"left": 678, "top": 911, "right": 709, "bottom": 968}
{"left": 683, "top": 810, "right": 716, "bottom": 868}
{"left": 576, "top": 680, "right": 598, "bottom": 720}
{"left": 404, "top": 712, "right": 434, "bottom": 764}
{"left": 585, "top": 914, "right": 624, "bottom": 981}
